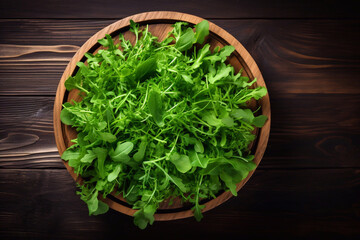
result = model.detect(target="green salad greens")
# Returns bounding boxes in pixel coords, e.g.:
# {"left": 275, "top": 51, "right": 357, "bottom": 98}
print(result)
{"left": 60, "top": 20, "right": 268, "bottom": 229}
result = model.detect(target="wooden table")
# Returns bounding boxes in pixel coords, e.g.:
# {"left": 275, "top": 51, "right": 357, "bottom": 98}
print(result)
{"left": 0, "top": 1, "right": 359, "bottom": 239}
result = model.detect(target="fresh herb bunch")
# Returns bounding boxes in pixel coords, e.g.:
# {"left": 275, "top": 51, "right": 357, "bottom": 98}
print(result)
{"left": 60, "top": 20, "right": 268, "bottom": 229}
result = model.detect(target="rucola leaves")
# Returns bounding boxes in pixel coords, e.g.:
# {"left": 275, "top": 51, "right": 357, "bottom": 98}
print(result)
{"left": 60, "top": 19, "right": 268, "bottom": 229}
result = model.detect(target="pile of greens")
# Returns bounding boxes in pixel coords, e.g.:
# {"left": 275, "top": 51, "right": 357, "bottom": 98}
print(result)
{"left": 60, "top": 20, "right": 267, "bottom": 229}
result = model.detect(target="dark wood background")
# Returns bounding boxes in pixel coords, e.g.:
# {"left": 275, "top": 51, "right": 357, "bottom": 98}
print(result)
{"left": 0, "top": 1, "right": 359, "bottom": 239}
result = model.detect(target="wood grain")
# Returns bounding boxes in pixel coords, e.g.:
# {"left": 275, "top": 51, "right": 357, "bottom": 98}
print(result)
{"left": 0, "top": 169, "right": 358, "bottom": 239}
{"left": 1, "top": 20, "right": 359, "bottom": 95}
{"left": 0, "top": 0, "right": 358, "bottom": 19}
{"left": 1, "top": 95, "right": 359, "bottom": 169}
{"left": 0, "top": 3, "right": 359, "bottom": 237}
{"left": 0, "top": 97, "right": 62, "bottom": 168}
{"left": 53, "top": 11, "right": 270, "bottom": 220}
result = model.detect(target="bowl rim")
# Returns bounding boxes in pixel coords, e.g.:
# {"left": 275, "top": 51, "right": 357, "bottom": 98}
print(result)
{"left": 53, "top": 11, "right": 271, "bottom": 221}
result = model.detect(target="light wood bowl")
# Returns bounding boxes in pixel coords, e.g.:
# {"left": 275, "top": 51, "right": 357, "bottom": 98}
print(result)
{"left": 53, "top": 11, "right": 271, "bottom": 221}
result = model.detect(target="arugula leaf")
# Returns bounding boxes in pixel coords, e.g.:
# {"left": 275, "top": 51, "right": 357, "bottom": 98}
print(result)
{"left": 175, "top": 27, "right": 196, "bottom": 51}
{"left": 192, "top": 202, "right": 205, "bottom": 222}
{"left": 98, "top": 34, "right": 115, "bottom": 49}
{"left": 109, "top": 141, "right": 134, "bottom": 162}
{"left": 133, "top": 204, "right": 156, "bottom": 229}
{"left": 191, "top": 44, "right": 211, "bottom": 69}
{"left": 113, "top": 141, "right": 134, "bottom": 155}
{"left": 60, "top": 107, "right": 75, "bottom": 125}
{"left": 64, "top": 76, "right": 80, "bottom": 91}
{"left": 169, "top": 152, "right": 192, "bottom": 173}
{"left": 207, "top": 63, "right": 233, "bottom": 84}
{"left": 231, "top": 108, "right": 254, "bottom": 123}
{"left": 202, "top": 111, "right": 223, "bottom": 127}
{"left": 148, "top": 89, "right": 164, "bottom": 127}
{"left": 61, "top": 148, "right": 80, "bottom": 161}
{"left": 194, "top": 140, "right": 204, "bottom": 153}
{"left": 134, "top": 57, "right": 158, "bottom": 82}
{"left": 189, "top": 150, "right": 208, "bottom": 168}
{"left": 195, "top": 20, "right": 209, "bottom": 44}
{"left": 220, "top": 168, "right": 238, "bottom": 196}
{"left": 108, "top": 164, "right": 121, "bottom": 182}
{"left": 93, "top": 148, "right": 107, "bottom": 179}
{"left": 87, "top": 190, "right": 100, "bottom": 214}
{"left": 99, "top": 132, "right": 117, "bottom": 143}
{"left": 133, "top": 139, "right": 147, "bottom": 162}
{"left": 253, "top": 115, "right": 268, "bottom": 127}
{"left": 129, "top": 20, "right": 139, "bottom": 43}
{"left": 93, "top": 200, "right": 110, "bottom": 215}
{"left": 219, "top": 45, "right": 235, "bottom": 61}
{"left": 80, "top": 150, "right": 96, "bottom": 163}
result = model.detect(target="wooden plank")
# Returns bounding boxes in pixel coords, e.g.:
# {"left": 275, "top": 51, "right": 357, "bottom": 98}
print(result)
{"left": 0, "top": 19, "right": 359, "bottom": 95}
{"left": 0, "top": 168, "right": 358, "bottom": 238}
{"left": 0, "top": 97, "right": 62, "bottom": 168}
{"left": 1, "top": 95, "right": 359, "bottom": 169}
{"left": 0, "top": 0, "right": 358, "bottom": 19}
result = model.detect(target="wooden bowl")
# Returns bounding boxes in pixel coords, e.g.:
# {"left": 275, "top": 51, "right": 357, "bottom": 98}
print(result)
{"left": 53, "top": 11, "right": 271, "bottom": 221}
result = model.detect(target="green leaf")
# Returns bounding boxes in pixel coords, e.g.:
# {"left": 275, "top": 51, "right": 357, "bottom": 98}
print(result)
{"left": 108, "top": 164, "right": 122, "bottom": 182}
{"left": 251, "top": 87, "right": 268, "bottom": 100}
{"left": 80, "top": 150, "right": 96, "bottom": 163}
{"left": 133, "top": 204, "right": 156, "bottom": 230}
{"left": 218, "top": 45, "right": 235, "bottom": 61}
{"left": 61, "top": 148, "right": 80, "bottom": 161}
{"left": 61, "top": 146, "right": 81, "bottom": 169}
{"left": 114, "top": 141, "right": 134, "bottom": 155}
{"left": 98, "top": 38, "right": 108, "bottom": 46}
{"left": 95, "top": 179, "right": 106, "bottom": 191}
{"left": 191, "top": 44, "right": 211, "bottom": 69}
{"left": 200, "top": 162, "right": 222, "bottom": 175}
{"left": 175, "top": 27, "right": 196, "bottom": 51}
{"left": 133, "top": 140, "right": 147, "bottom": 162}
{"left": 195, "top": 20, "right": 209, "bottom": 44}
{"left": 194, "top": 140, "right": 204, "bottom": 153}
{"left": 77, "top": 132, "right": 88, "bottom": 147}
{"left": 236, "top": 87, "right": 267, "bottom": 104}
{"left": 110, "top": 142, "right": 134, "bottom": 163}
{"left": 169, "top": 175, "right": 187, "bottom": 192}
{"left": 207, "top": 63, "right": 233, "bottom": 84}
{"left": 64, "top": 76, "right": 78, "bottom": 91}
{"left": 221, "top": 116, "right": 235, "bottom": 127}
{"left": 192, "top": 203, "right": 205, "bottom": 221}
{"left": 153, "top": 162, "right": 187, "bottom": 192}
{"left": 99, "top": 132, "right": 117, "bottom": 143}
{"left": 134, "top": 57, "right": 158, "bottom": 81}
{"left": 189, "top": 150, "right": 208, "bottom": 168}
{"left": 111, "top": 154, "right": 130, "bottom": 163}
{"left": 220, "top": 171, "right": 237, "bottom": 196}
{"left": 233, "top": 76, "right": 257, "bottom": 88}
{"left": 93, "top": 148, "right": 107, "bottom": 179}
{"left": 231, "top": 108, "right": 254, "bottom": 123}
{"left": 181, "top": 74, "right": 194, "bottom": 84}
{"left": 87, "top": 190, "right": 99, "bottom": 215}
{"left": 93, "top": 200, "right": 109, "bottom": 215}
{"left": 169, "top": 152, "right": 192, "bottom": 173}
{"left": 220, "top": 130, "right": 227, "bottom": 147}
{"left": 148, "top": 89, "right": 164, "bottom": 127}
{"left": 60, "top": 108, "right": 75, "bottom": 125}
{"left": 253, "top": 115, "right": 268, "bottom": 127}
{"left": 129, "top": 20, "right": 139, "bottom": 43}
{"left": 202, "top": 111, "right": 222, "bottom": 127}
{"left": 98, "top": 121, "right": 107, "bottom": 130}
